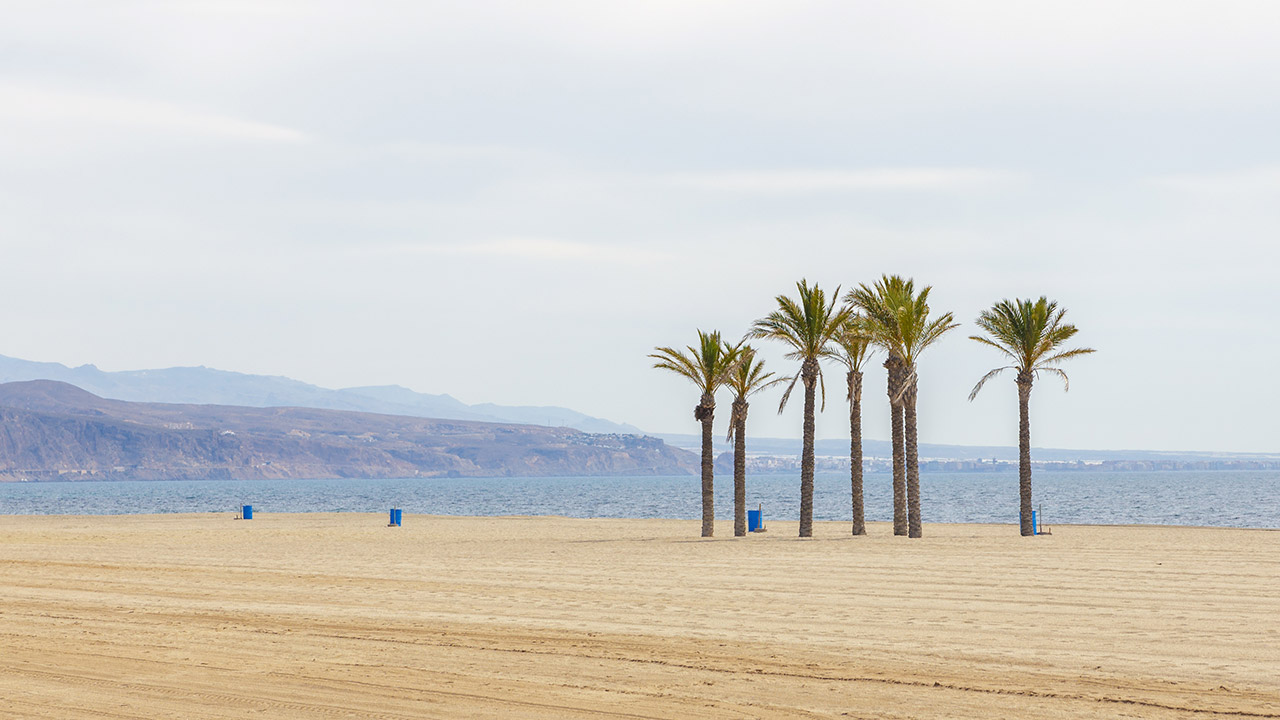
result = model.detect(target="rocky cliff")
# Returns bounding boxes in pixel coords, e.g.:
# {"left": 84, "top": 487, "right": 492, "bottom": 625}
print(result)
{"left": 0, "top": 381, "right": 695, "bottom": 482}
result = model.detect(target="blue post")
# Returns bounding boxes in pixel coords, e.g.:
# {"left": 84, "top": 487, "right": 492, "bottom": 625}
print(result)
{"left": 242, "top": 505, "right": 253, "bottom": 520}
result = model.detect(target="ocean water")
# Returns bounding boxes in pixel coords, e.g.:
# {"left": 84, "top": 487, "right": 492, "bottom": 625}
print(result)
{"left": 1, "top": 470, "right": 1278, "bottom": 529}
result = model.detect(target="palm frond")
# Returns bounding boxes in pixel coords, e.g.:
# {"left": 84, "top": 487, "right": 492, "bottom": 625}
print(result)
{"left": 1037, "top": 366, "right": 1071, "bottom": 391}
{"left": 776, "top": 371, "right": 801, "bottom": 414}
{"left": 1036, "top": 347, "right": 1096, "bottom": 368}
{"left": 893, "top": 368, "right": 917, "bottom": 405}
{"left": 967, "top": 334, "right": 1020, "bottom": 362}
{"left": 967, "top": 366, "right": 1011, "bottom": 401}
{"left": 648, "top": 346, "right": 702, "bottom": 385}
{"left": 818, "top": 368, "right": 826, "bottom": 412}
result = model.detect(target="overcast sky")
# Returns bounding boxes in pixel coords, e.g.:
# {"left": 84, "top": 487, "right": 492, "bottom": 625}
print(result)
{"left": 3, "top": 1, "right": 1279, "bottom": 453}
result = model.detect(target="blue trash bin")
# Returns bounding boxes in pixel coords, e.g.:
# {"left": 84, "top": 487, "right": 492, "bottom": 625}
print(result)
{"left": 747, "top": 509, "right": 762, "bottom": 532}
{"left": 242, "top": 505, "right": 253, "bottom": 520}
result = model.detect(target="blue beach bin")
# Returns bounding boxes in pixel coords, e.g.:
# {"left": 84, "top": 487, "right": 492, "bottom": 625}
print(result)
{"left": 389, "top": 508, "right": 402, "bottom": 526}
{"left": 747, "top": 509, "right": 763, "bottom": 532}
{"left": 242, "top": 505, "right": 253, "bottom": 520}
{"left": 1021, "top": 509, "right": 1042, "bottom": 535}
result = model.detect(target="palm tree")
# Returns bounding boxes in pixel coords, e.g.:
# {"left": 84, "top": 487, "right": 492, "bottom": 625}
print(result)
{"left": 650, "top": 330, "right": 742, "bottom": 537}
{"left": 969, "top": 298, "right": 1095, "bottom": 536}
{"left": 850, "top": 276, "right": 957, "bottom": 538}
{"left": 847, "top": 277, "right": 910, "bottom": 535}
{"left": 828, "top": 316, "right": 875, "bottom": 536}
{"left": 749, "top": 280, "right": 853, "bottom": 538}
{"left": 725, "top": 346, "right": 784, "bottom": 536}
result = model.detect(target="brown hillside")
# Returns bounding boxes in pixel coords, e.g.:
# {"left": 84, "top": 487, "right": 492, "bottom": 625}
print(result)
{"left": 0, "top": 380, "right": 695, "bottom": 482}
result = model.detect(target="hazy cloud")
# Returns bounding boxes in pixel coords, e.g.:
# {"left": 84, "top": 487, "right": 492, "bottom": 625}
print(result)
{"left": 668, "top": 168, "right": 1017, "bottom": 194}
{"left": 1151, "top": 167, "right": 1280, "bottom": 196}
{"left": 0, "top": 82, "right": 308, "bottom": 143}
{"left": 362, "top": 237, "right": 672, "bottom": 264}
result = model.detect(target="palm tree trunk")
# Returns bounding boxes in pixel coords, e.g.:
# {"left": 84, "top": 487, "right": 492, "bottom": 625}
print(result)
{"left": 904, "top": 375, "right": 922, "bottom": 538}
{"left": 800, "top": 358, "right": 818, "bottom": 538}
{"left": 886, "top": 355, "right": 907, "bottom": 536}
{"left": 695, "top": 393, "right": 715, "bottom": 538}
{"left": 1017, "top": 374, "right": 1033, "bottom": 537}
{"left": 849, "top": 369, "right": 865, "bottom": 536}
{"left": 733, "top": 398, "right": 748, "bottom": 537}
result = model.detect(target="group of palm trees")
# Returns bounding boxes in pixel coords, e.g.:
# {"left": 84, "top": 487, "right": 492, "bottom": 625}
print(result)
{"left": 651, "top": 275, "right": 1094, "bottom": 539}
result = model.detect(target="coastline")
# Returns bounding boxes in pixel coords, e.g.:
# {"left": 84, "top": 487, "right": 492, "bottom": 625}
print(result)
{"left": 4, "top": 509, "right": 1280, "bottom": 532}
{"left": 2, "top": 514, "right": 1277, "bottom": 718}
{"left": 4, "top": 470, "right": 1278, "bottom": 530}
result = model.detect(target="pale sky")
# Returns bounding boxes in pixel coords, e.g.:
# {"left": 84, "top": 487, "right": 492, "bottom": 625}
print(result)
{"left": 3, "top": 1, "right": 1279, "bottom": 453}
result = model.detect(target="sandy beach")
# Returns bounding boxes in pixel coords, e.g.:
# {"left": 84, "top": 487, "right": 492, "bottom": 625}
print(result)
{"left": 0, "top": 513, "right": 1277, "bottom": 719}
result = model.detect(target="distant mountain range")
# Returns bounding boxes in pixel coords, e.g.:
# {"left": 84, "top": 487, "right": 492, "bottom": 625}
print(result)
{"left": 0, "top": 355, "right": 643, "bottom": 435}
{"left": 0, "top": 380, "right": 695, "bottom": 482}
{"left": 7, "top": 355, "right": 1271, "bottom": 467}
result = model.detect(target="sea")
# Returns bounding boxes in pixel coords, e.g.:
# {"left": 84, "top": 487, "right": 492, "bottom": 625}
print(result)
{"left": 1, "top": 470, "right": 1278, "bottom": 529}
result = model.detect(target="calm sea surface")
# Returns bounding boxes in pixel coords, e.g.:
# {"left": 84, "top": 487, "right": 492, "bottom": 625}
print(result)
{"left": 1, "top": 470, "right": 1277, "bottom": 529}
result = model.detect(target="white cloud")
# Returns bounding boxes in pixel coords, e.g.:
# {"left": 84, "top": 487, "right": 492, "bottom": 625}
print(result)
{"left": 362, "top": 237, "right": 672, "bottom": 264}
{"left": 366, "top": 141, "right": 548, "bottom": 165}
{"left": 1151, "top": 167, "right": 1280, "bottom": 196}
{"left": 0, "top": 83, "right": 307, "bottom": 143}
{"left": 666, "top": 168, "right": 1017, "bottom": 194}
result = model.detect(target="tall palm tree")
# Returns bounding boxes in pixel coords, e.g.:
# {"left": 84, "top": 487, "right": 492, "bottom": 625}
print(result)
{"left": 850, "top": 276, "right": 957, "bottom": 538}
{"left": 650, "top": 330, "right": 742, "bottom": 537}
{"left": 847, "top": 277, "right": 910, "bottom": 535}
{"left": 969, "top": 298, "right": 1095, "bottom": 536}
{"left": 749, "top": 280, "right": 853, "bottom": 538}
{"left": 828, "top": 316, "right": 875, "bottom": 536}
{"left": 725, "top": 346, "right": 784, "bottom": 537}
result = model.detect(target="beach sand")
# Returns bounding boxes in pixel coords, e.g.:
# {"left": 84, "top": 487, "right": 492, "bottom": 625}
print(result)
{"left": 0, "top": 513, "right": 1277, "bottom": 719}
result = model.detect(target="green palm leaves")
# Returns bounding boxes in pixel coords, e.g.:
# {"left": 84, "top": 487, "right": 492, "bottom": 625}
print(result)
{"left": 725, "top": 348, "right": 783, "bottom": 442}
{"left": 748, "top": 279, "right": 853, "bottom": 415}
{"left": 848, "top": 275, "right": 957, "bottom": 373}
{"left": 650, "top": 330, "right": 741, "bottom": 405}
{"left": 969, "top": 298, "right": 1095, "bottom": 399}
{"left": 829, "top": 316, "right": 875, "bottom": 382}
{"left": 969, "top": 297, "right": 1094, "bottom": 536}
